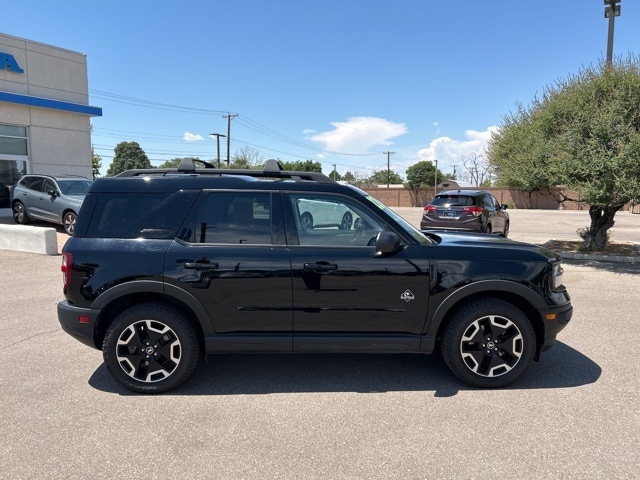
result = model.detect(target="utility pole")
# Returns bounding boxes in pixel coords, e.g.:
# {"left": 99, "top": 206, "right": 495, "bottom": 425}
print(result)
{"left": 604, "top": 0, "right": 621, "bottom": 67}
{"left": 383, "top": 151, "right": 395, "bottom": 187}
{"left": 332, "top": 164, "right": 337, "bottom": 181}
{"left": 222, "top": 113, "right": 238, "bottom": 166}
{"left": 209, "top": 133, "right": 226, "bottom": 168}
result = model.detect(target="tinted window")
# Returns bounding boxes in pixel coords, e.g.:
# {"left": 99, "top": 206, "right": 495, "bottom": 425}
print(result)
{"left": 290, "top": 193, "right": 384, "bottom": 247}
{"left": 191, "top": 191, "right": 272, "bottom": 245}
{"left": 431, "top": 195, "right": 476, "bottom": 207}
{"left": 85, "top": 191, "right": 198, "bottom": 239}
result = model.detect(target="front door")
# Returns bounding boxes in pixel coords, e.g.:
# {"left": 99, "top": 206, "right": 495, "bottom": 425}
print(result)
{"left": 284, "top": 193, "right": 430, "bottom": 350}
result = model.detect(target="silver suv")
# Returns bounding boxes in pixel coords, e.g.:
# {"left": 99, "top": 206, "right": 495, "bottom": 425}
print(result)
{"left": 12, "top": 174, "right": 92, "bottom": 235}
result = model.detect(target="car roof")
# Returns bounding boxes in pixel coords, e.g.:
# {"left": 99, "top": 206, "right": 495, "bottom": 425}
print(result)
{"left": 21, "top": 174, "right": 90, "bottom": 181}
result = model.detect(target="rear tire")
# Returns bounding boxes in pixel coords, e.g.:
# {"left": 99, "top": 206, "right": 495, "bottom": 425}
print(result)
{"left": 12, "top": 201, "right": 30, "bottom": 225}
{"left": 63, "top": 211, "right": 77, "bottom": 235}
{"left": 441, "top": 298, "right": 535, "bottom": 388}
{"left": 103, "top": 302, "right": 200, "bottom": 394}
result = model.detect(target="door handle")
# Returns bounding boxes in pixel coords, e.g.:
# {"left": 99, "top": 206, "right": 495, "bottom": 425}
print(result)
{"left": 184, "top": 261, "right": 219, "bottom": 270}
{"left": 303, "top": 262, "right": 337, "bottom": 272}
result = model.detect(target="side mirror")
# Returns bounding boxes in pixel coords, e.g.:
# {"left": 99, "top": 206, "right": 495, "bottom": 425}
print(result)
{"left": 501, "top": 204, "right": 508, "bottom": 210}
{"left": 373, "top": 231, "right": 402, "bottom": 257}
{"left": 48, "top": 189, "right": 59, "bottom": 197}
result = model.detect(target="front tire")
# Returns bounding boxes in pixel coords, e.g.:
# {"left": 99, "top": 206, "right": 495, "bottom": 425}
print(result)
{"left": 441, "top": 298, "right": 535, "bottom": 388}
{"left": 103, "top": 302, "right": 200, "bottom": 394}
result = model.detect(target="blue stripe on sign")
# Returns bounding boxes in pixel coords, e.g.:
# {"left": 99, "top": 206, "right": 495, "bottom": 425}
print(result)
{"left": 0, "top": 91, "right": 102, "bottom": 117}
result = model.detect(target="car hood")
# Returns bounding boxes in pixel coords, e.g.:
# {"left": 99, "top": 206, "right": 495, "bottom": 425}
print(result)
{"left": 421, "top": 230, "right": 561, "bottom": 262}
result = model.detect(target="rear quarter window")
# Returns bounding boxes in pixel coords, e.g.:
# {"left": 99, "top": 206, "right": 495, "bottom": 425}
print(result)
{"left": 84, "top": 191, "right": 198, "bottom": 239}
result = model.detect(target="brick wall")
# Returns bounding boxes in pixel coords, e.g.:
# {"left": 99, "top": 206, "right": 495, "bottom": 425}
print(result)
{"left": 364, "top": 186, "right": 632, "bottom": 211}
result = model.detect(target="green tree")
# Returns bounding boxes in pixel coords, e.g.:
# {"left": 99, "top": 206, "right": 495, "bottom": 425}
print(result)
{"left": 488, "top": 57, "right": 640, "bottom": 250}
{"left": 343, "top": 171, "right": 356, "bottom": 184}
{"left": 404, "top": 161, "right": 443, "bottom": 204}
{"left": 91, "top": 148, "right": 102, "bottom": 179}
{"left": 280, "top": 159, "right": 323, "bottom": 172}
{"left": 158, "top": 158, "right": 184, "bottom": 168}
{"left": 106, "top": 141, "right": 152, "bottom": 176}
{"left": 369, "top": 169, "right": 404, "bottom": 186}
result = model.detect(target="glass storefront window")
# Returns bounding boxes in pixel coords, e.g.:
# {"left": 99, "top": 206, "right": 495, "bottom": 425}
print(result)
{"left": 0, "top": 125, "right": 28, "bottom": 156}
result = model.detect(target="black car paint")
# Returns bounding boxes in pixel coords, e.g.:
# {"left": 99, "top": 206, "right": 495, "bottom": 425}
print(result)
{"left": 58, "top": 175, "right": 571, "bottom": 361}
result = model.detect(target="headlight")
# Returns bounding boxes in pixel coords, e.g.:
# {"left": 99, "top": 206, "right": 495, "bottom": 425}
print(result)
{"left": 550, "top": 262, "right": 564, "bottom": 291}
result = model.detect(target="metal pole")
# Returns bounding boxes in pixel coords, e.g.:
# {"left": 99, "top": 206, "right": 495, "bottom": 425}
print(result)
{"left": 434, "top": 159, "right": 438, "bottom": 196}
{"left": 604, "top": 0, "right": 621, "bottom": 67}
{"left": 209, "top": 133, "right": 226, "bottom": 168}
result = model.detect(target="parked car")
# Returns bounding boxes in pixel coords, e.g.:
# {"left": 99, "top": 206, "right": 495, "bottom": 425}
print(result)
{"left": 297, "top": 198, "right": 353, "bottom": 230}
{"left": 0, "top": 181, "right": 10, "bottom": 208}
{"left": 57, "top": 158, "right": 571, "bottom": 394}
{"left": 11, "top": 174, "right": 92, "bottom": 235}
{"left": 421, "top": 189, "right": 509, "bottom": 236}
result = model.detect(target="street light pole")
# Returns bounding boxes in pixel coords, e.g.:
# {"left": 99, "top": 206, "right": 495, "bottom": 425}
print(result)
{"left": 209, "top": 133, "right": 226, "bottom": 168}
{"left": 604, "top": 0, "right": 621, "bottom": 67}
{"left": 434, "top": 159, "right": 438, "bottom": 197}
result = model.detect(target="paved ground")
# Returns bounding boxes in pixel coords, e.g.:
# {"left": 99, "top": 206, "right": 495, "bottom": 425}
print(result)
{"left": 1, "top": 208, "right": 639, "bottom": 478}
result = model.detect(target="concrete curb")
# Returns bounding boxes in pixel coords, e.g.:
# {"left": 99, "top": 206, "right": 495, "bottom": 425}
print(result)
{"left": 542, "top": 241, "right": 640, "bottom": 264}
{"left": 0, "top": 224, "right": 58, "bottom": 255}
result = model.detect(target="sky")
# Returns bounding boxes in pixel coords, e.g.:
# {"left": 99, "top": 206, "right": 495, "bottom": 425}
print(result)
{"left": 3, "top": 0, "right": 638, "bottom": 179}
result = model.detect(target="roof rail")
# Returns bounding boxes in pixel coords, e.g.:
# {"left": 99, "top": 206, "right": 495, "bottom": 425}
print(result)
{"left": 115, "top": 157, "right": 336, "bottom": 183}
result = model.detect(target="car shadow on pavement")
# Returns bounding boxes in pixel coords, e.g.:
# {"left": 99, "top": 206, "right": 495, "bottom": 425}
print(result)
{"left": 563, "top": 258, "right": 640, "bottom": 274}
{"left": 88, "top": 341, "right": 600, "bottom": 397}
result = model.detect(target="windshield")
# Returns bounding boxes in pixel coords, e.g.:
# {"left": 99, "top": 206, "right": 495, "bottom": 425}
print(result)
{"left": 58, "top": 179, "right": 92, "bottom": 195}
{"left": 364, "top": 195, "right": 435, "bottom": 245}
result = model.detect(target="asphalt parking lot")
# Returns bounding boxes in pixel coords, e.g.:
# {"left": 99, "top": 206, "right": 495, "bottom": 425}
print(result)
{"left": 1, "top": 208, "right": 639, "bottom": 479}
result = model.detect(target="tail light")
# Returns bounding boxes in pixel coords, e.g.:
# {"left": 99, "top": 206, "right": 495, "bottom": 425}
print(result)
{"left": 61, "top": 253, "right": 72, "bottom": 288}
{"left": 462, "top": 206, "right": 484, "bottom": 217}
{"left": 423, "top": 205, "right": 437, "bottom": 213}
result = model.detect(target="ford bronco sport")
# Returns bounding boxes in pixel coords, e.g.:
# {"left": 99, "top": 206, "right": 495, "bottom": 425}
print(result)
{"left": 57, "top": 158, "right": 572, "bottom": 393}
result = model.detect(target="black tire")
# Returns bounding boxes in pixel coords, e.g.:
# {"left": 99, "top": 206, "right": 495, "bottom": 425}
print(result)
{"left": 441, "top": 298, "right": 535, "bottom": 388}
{"left": 503, "top": 221, "right": 510, "bottom": 238}
{"left": 12, "top": 201, "right": 30, "bottom": 225}
{"left": 63, "top": 211, "right": 77, "bottom": 235}
{"left": 103, "top": 302, "right": 200, "bottom": 394}
{"left": 339, "top": 212, "right": 353, "bottom": 230}
{"left": 484, "top": 224, "right": 492, "bottom": 235}
{"left": 300, "top": 212, "right": 313, "bottom": 230}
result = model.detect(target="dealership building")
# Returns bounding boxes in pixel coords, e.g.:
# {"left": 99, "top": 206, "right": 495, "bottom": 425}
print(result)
{"left": 0, "top": 32, "right": 102, "bottom": 186}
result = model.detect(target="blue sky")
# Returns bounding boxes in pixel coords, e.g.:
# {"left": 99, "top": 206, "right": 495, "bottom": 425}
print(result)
{"left": 4, "top": 0, "right": 638, "bottom": 179}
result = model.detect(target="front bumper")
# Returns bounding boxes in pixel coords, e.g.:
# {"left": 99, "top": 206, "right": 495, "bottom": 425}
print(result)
{"left": 57, "top": 300, "right": 101, "bottom": 349}
{"left": 540, "top": 302, "right": 573, "bottom": 352}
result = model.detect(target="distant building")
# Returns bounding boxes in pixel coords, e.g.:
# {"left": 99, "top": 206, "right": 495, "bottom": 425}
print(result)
{"left": 0, "top": 32, "right": 102, "bottom": 185}
{"left": 438, "top": 180, "right": 475, "bottom": 190}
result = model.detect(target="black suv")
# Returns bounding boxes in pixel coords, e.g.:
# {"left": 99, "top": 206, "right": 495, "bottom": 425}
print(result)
{"left": 58, "top": 159, "right": 572, "bottom": 393}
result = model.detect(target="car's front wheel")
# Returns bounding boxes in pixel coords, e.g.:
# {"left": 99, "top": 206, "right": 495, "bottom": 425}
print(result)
{"left": 63, "top": 211, "right": 77, "bottom": 235}
{"left": 103, "top": 302, "right": 200, "bottom": 394}
{"left": 441, "top": 298, "right": 535, "bottom": 388}
{"left": 12, "top": 201, "right": 30, "bottom": 225}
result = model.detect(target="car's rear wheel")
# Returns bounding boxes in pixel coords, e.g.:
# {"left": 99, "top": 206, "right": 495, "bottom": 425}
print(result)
{"left": 441, "top": 298, "right": 535, "bottom": 388}
{"left": 63, "top": 211, "right": 77, "bottom": 235}
{"left": 503, "top": 221, "right": 510, "bottom": 237}
{"left": 12, "top": 201, "right": 30, "bottom": 224}
{"left": 103, "top": 302, "right": 200, "bottom": 394}
{"left": 340, "top": 212, "right": 353, "bottom": 230}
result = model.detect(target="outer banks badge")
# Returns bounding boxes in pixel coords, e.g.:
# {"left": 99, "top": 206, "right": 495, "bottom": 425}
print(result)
{"left": 400, "top": 290, "right": 415, "bottom": 302}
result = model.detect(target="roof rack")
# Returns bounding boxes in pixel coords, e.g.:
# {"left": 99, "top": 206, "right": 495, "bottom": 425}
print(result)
{"left": 116, "top": 157, "right": 336, "bottom": 183}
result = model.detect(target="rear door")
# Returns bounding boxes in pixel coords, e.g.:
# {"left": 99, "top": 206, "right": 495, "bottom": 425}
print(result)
{"left": 163, "top": 190, "right": 293, "bottom": 349}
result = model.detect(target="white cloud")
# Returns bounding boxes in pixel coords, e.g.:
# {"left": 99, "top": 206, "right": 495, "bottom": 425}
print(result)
{"left": 308, "top": 117, "right": 408, "bottom": 153}
{"left": 183, "top": 132, "right": 204, "bottom": 142}
{"left": 417, "top": 126, "right": 498, "bottom": 173}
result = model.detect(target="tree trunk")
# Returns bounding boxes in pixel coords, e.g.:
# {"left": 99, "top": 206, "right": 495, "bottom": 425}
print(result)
{"left": 586, "top": 205, "right": 621, "bottom": 251}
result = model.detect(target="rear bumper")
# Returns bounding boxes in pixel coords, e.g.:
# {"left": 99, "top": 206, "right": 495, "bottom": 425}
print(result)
{"left": 57, "top": 300, "right": 101, "bottom": 349}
